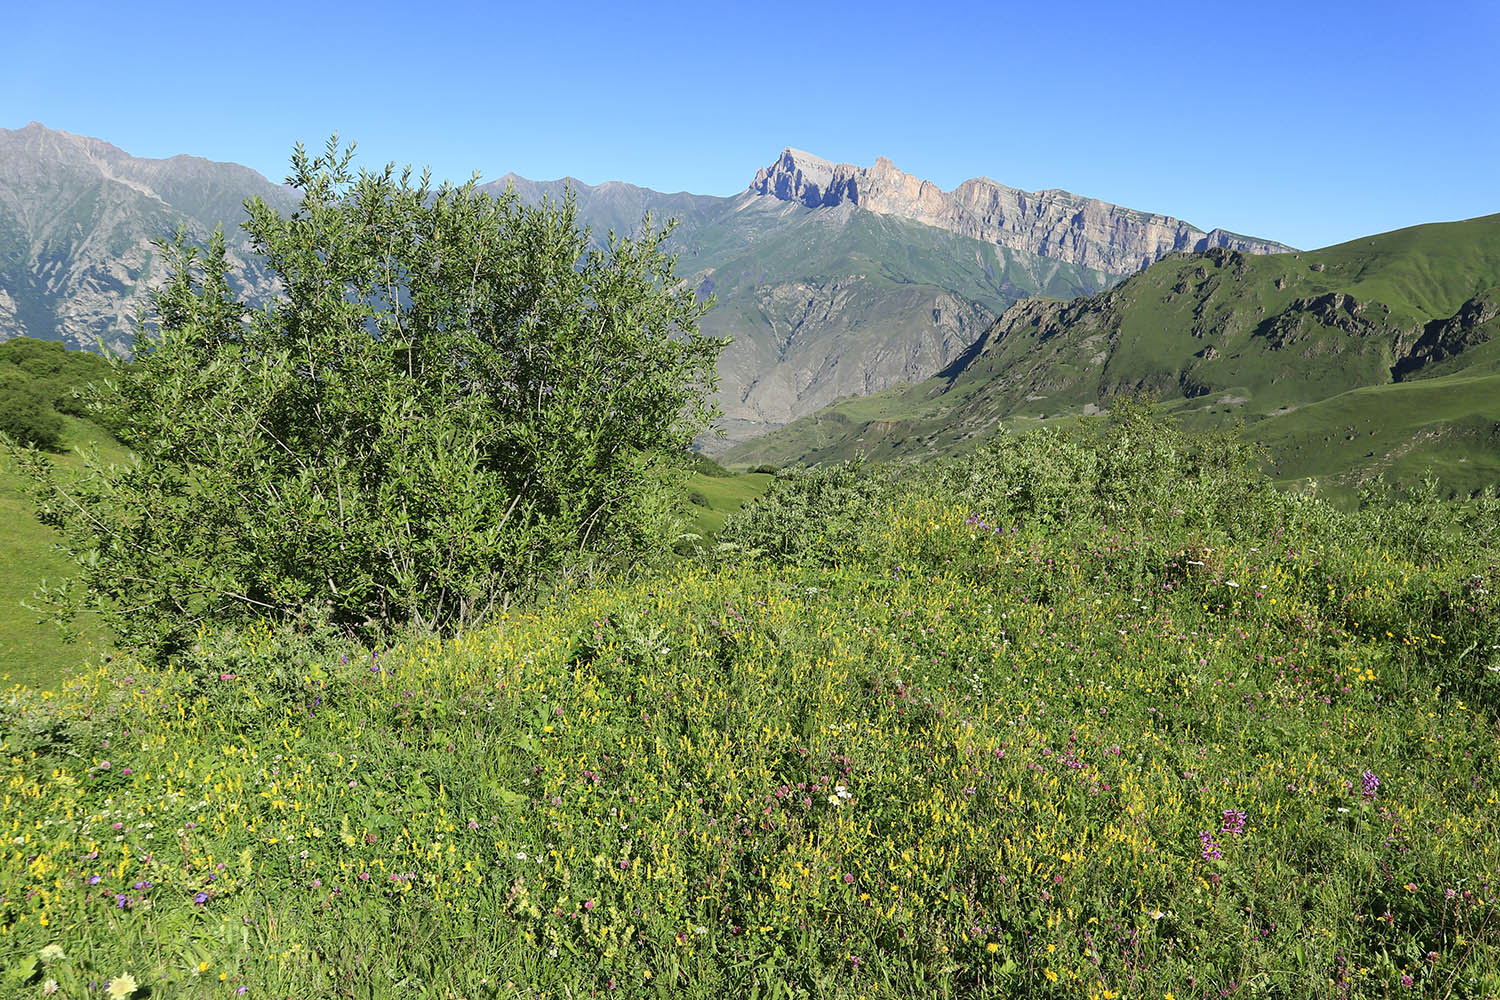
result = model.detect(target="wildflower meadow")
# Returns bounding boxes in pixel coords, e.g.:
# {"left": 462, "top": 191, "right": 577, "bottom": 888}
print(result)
{"left": 3, "top": 420, "right": 1499, "bottom": 998}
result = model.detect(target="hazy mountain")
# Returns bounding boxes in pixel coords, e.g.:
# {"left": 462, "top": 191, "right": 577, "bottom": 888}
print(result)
{"left": 724, "top": 214, "right": 1500, "bottom": 495}
{"left": 0, "top": 122, "right": 297, "bottom": 352}
{"left": 0, "top": 126, "right": 1293, "bottom": 444}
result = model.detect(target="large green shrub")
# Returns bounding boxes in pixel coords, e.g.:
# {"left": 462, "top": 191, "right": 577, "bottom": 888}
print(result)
{"left": 718, "top": 459, "right": 900, "bottom": 563}
{"left": 0, "top": 377, "right": 64, "bottom": 451}
{"left": 0, "top": 338, "right": 114, "bottom": 449}
{"left": 19, "top": 139, "right": 724, "bottom": 655}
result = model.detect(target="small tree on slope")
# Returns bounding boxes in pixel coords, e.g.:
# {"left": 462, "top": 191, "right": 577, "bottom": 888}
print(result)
{"left": 20, "top": 137, "right": 723, "bottom": 655}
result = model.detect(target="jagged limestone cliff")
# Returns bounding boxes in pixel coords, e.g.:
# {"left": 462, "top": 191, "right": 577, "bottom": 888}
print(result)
{"left": 748, "top": 149, "right": 1295, "bottom": 276}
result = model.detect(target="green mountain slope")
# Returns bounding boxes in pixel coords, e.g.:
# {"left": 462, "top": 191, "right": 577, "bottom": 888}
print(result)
{"left": 726, "top": 214, "right": 1500, "bottom": 493}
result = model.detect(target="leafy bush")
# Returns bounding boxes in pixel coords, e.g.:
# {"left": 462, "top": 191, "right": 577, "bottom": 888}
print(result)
{"left": 0, "top": 337, "right": 113, "bottom": 421}
{"left": 19, "top": 139, "right": 724, "bottom": 655}
{"left": 934, "top": 400, "right": 1267, "bottom": 531}
{"left": 685, "top": 452, "right": 733, "bottom": 477}
{"left": 0, "top": 379, "right": 64, "bottom": 451}
{"left": 719, "top": 459, "right": 900, "bottom": 563}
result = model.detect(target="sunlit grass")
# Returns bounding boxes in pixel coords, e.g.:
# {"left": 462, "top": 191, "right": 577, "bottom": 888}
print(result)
{"left": 0, "top": 415, "right": 125, "bottom": 690}
{"left": 4, "top": 487, "right": 1497, "bottom": 997}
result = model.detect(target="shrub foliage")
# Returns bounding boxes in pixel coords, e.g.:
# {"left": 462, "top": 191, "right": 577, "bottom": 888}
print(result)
{"left": 0, "top": 337, "right": 113, "bottom": 450}
{"left": 20, "top": 139, "right": 723, "bottom": 653}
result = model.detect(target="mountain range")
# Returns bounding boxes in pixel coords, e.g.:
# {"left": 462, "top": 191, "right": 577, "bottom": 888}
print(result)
{"left": 0, "top": 122, "right": 296, "bottom": 354}
{"left": 0, "top": 123, "right": 1292, "bottom": 445}
{"left": 723, "top": 213, "right": 1500, "bottom": 496}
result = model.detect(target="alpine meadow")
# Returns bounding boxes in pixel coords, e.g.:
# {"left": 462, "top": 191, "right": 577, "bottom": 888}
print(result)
{"left": 2, "top": 101, "right": 1499, "bottom": 1000}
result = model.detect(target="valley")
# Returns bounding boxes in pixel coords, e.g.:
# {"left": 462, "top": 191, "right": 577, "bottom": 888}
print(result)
{"left": 725, "top": 213, "right": 1500, "bottom": 496}
{"left": 1, "top": 118, "right": 1497, "bottom": 999}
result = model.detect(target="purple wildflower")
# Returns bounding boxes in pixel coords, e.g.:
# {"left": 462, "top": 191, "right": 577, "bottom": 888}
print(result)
{"left": 1361, "top": 770, "right": 1380, "bottom": 798}
{"left": 194, "top": 892, "right": 209, "bottom": 905}
{"left": 1200, "top": 830, "right": 1223, "bottom": 861}
{"left": 1221, "top": 809, "right": 1247, "bottom": 836}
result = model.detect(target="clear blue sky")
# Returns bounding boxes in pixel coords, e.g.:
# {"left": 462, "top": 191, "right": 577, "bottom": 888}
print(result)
{"left": 6, "top": 0, "right": 1497, "bottom": 250}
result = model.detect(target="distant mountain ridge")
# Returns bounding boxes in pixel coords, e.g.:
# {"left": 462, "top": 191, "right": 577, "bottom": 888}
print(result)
{"left": 749, "top": 148, "right": 1296, "bottom": 274}
{"left": 0, "top": 122, "right": 296, "bottom": 351}
{"left": 0, "top": 123, "right": 1294, "bottom": 444}
{"left": 482, "top": 152, "right": 1290, "bottom": 446}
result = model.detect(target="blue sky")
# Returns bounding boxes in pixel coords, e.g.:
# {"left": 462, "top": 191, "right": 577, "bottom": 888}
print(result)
{"left": 6, "top": 0, "right": 1497, "bottom": 250}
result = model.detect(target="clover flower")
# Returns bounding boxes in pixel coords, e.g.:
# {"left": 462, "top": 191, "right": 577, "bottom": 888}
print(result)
{"left": 1220, "top": 809, "right": 1247, "bottom": 836}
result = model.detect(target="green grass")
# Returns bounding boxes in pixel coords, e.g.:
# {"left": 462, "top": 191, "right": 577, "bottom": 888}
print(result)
{"left": 0, "top": 415, "right": 125, "bottom": 690}
{"left": 1249, "top": 369, "right": 1500, "bottom": 495}
{"left": 684, "top": 471, "right": 773, "bottom": 538}
{"left": 3, "top": 469, "right": 1497, "bottom": 997}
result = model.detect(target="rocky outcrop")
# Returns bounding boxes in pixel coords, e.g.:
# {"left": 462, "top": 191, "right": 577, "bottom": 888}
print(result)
{"left": 1256, "top": 292, "right": 1393, "bottom": 350}
{"left": 1392, "top": 290, "right": 1500, "bottom": 380}
{"left": 748, "top": 149, "right": 1296, "bottom": 276}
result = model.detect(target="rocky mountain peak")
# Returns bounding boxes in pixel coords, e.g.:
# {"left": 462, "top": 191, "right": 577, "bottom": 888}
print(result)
{"left": 749, "top": 148, "right": 847, "bottom": 207}
{"left": 746, "top": 149, "right": 1295, "bottom": 275}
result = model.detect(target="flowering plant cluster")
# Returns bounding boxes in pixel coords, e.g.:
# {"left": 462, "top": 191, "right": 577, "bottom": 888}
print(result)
{"left": 4, "top": 416, "right": 1498, "bottom": 996}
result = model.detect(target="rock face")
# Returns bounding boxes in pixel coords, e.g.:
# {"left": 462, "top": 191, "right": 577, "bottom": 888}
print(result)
{"left": 749, "top": 149, "right": 1295, "bottom": 276}
{"left": 1391, "top": 289, "right": 1499, "bottom": 380}
{"left": 0, "top": 122, "right": 295, "bottom": 351}
{"left": 713, "top": 275, "right": 999, "bottom": 442}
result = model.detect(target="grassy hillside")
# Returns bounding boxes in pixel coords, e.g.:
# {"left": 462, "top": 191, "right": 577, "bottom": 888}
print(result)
{"left": 0, "top": 340, "right": 124, "bottom": 687}
{"left": 724, "top": 215, "right": 1500, "bottom": 494}
{"left": 684, "top": 470, "right": 775, "bottom": 540}
{"left": 3, "top": 423, "right": 1497, "bottom": 997}
{"left": 0, "top": 414, "right": 124, "bottom": 688}
{"left": 1251, "top": 368, "right": 1500, "bottom": 490}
